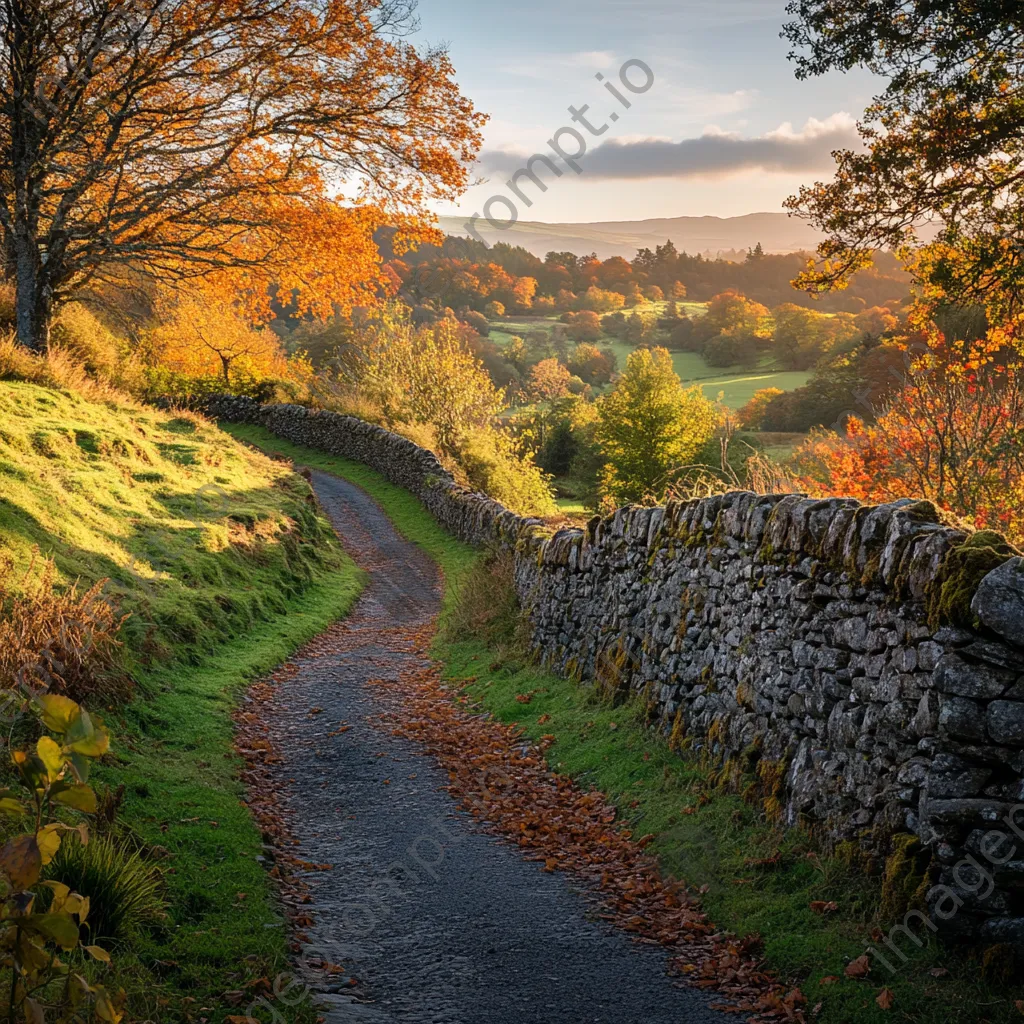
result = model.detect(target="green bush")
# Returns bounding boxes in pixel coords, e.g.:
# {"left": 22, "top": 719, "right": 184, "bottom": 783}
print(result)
{"left": 457, "top": 427, "right": 557, "bottom": 517}
{"left": 45, "top": 833, "right": 167, "bottom": 941}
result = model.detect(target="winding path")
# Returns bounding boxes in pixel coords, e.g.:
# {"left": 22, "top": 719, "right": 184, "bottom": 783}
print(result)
{"left": 252, "top": 469, "right": 726, "bottom": 1024}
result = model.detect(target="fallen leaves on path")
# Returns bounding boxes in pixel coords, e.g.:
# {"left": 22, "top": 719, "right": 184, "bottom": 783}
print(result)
{"left": 234, "top": 611, "right": 807, "bottom": 1022}
{"left": 370, "top": 621, "right": 807, "bottom": 1023}
{"left": 233, "top": 663, "right": 318, "bottom": 952}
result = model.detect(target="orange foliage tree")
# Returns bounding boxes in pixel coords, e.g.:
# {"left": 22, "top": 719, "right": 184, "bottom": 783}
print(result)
{"left": 1, "top": 0, "right": 484, "bottom": 351}
{"left": 738, "top": 387, "right": 785, "bottom": 429}
{"left": 528, "top": 358, "right": 573, "bottom": 402}
{"left": 147, "top": 292, "right": 288, "bottom": 384}
{"left": 792, "top": 320, "right": 1024, "bottom": 543}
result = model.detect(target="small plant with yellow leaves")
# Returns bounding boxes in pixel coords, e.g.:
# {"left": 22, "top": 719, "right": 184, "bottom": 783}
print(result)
{"left": 0, "top": 693, "right": 123, "bottom": 1023}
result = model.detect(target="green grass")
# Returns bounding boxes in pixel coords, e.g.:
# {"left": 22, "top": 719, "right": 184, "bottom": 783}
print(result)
{"left": 226, "top": 423, "right": 1024, "bottom": 1024}
{"left": 0, "top": 384, "right": 366, "bottom": 1021}
{"left": 0, "top": 382, "right": 345, "bottom": 663}
{"left": 554, "top": 496, "right": 588, "bottom": 516}
{"left": 102, "top": 568, "right": 362, "bottom": 1022}
{"left": 601, "top": 343, "right": 812, "bottom": 408}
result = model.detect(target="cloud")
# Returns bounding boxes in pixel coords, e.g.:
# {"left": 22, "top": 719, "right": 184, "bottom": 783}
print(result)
{"left": 475, "top": 114, "right": 859, "bottom": 181}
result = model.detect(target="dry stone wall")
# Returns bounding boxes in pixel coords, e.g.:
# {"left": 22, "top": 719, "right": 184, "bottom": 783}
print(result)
{"left": 210, "top": 397, "right": 1024, "bottom": 944}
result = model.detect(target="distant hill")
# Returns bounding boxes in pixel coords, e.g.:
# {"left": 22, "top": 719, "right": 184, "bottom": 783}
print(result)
{"left": 436, "top": 212, "right": 828, "bottom": 260}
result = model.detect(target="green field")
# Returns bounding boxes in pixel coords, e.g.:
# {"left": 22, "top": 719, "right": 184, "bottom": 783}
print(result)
{"left": 484, "top": 305, "right": 811, "bottom": 410}
{"left": 599, "top": 341, "right": 811, "bottom": 407}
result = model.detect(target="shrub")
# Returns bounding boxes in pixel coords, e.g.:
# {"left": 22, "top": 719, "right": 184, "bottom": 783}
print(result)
{"left": 50, "top": 303, "right": 123, "bottom": 381}
{"left": 561, "top": 310, "right": 602, "bottom": 343}
{"left": 0, "top": 282, "right": 16, "bottom": 330}
{"left": 0, "top": 332, "right": 133, "bottom": 403}
{"left": 45, "top": 834, "right": 167, "bottom": 941}
{"left": 0, "top": 694, "right": 124, "bottom": 1023}
{"left": 461, "top": 309, "right": 490, "bottom": 336}
{"left": 456, "top": 427, "right": 557, "bottom": 517}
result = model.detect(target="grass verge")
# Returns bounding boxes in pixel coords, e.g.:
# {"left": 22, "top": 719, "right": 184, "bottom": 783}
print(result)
{"left": 223, "top": 422, "right": 1023, "bottom": 1024}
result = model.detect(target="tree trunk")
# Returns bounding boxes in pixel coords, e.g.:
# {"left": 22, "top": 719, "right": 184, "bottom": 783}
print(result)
{"left": 221, "top": 355, "right": 231, "bottom": 385}
{"left": 13, "top": 253, "right": 52, "bottom": 353}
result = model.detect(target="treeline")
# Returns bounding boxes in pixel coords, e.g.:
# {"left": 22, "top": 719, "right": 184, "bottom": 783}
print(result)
{"left": 374, "top": 231, "right": 911, "bottom": 315}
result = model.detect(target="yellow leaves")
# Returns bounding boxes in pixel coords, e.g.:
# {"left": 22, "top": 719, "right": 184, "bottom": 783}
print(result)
{"left": 93, "top": 986, "right": 125, "bottom": 1024}
{"left": 36, "top": 736, "right": 64, "bottom": 780}
{"left": 37, "top": 694, "right": 80, "bottom": 733}
{"left": 25, "top": 911, "right": 80, "bottom": 949}
{"left": 37, "top": 824, "right": 62, "bottom": 866}
{"left": 0, "top": 789, "right": 27, "bottom": 818}
{"left": 147, "top": 291, "right": 289, "bottom": 385}
{"left": 0, "top": 695, "right": 111, "bottom": 1024}
{"left": 51, "top": 782, "right": 98, "bottom": 813}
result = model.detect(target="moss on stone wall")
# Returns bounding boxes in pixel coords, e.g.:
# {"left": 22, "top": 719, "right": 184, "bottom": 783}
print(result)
{"left": 879, "top": 833, "right": 932, "bottom": 920}
{"left": 927, "top": 530, "right": 1021, "bottom": 629}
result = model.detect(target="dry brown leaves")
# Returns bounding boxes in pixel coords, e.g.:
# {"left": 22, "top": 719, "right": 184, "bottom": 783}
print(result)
{"left": 375, "top": 622, "right": 806, "bottom": 1023}
{"left": 233, "top": 661, "right": 315, "bottom": 953}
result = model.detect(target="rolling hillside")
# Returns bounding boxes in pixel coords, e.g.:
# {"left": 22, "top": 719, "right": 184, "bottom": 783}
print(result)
{"left": 437, "top": 211, "right": 828, "bottom": 259}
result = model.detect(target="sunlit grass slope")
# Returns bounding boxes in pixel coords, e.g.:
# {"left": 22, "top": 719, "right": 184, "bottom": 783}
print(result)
{"left": 0, "top": 381, "right": 347, "bottom": 664}
{"left": 0, "top": 382, "right": 364, "bottom": 1021}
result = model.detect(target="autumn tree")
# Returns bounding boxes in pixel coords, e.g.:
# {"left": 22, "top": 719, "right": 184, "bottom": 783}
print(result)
{"left": 595, "top": 347, "right": 719, "bottom": 505}
{"left": 349, "top": 311, "right": 501, "bottom": 452}
{"left": 528, "top": 358, "right": 572, "bottom": 402}
{"left": 562, "top": 310, "right": 603, "bottom": 343}
{"left": 771, "top": 303, "right": 859, "bottom": 369}
{"left": 792, "top": 322, "right": 1024, "bottom": 543}
{"left": 568, "top": 343, "right": 615, "bottom": 386}
{"left": 149, "top": 292, "right": 286, "bottom": 384}
{"left": 738, "top": 388, "right": 785, "bottom": 430}
{"left": 783, "top": 2, "right": 1024, "bottom": 312}
{"left": 1, "top": 0, "right": 484, "bottom": 350}
{"left": 705, "top": 291, "right": 771, "bottom": 338}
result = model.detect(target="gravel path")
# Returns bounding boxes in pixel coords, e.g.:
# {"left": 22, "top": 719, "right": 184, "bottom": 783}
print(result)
{"left": 255, "top": 469, "right": 725, "bottom": 1024}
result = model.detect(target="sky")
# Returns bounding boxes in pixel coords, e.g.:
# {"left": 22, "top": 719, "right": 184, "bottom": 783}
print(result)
{"left": 414, "top": 0, "right": 882, "bottom": 224}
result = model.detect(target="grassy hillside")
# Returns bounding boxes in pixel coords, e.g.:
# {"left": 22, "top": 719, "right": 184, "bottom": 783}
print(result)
{"left": 0, "top": 383, "right": 365, "bottom": 1022}
{"left": 0, "top": 381, "right": 346, "bottom": 664}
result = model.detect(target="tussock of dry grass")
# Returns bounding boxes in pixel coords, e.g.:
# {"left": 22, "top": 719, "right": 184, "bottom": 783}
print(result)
{"left": 0, "top": 332, "right": 136, "bottom": 405}
{"left": 0, "top": 552, "right": 131, "bottom": 702}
